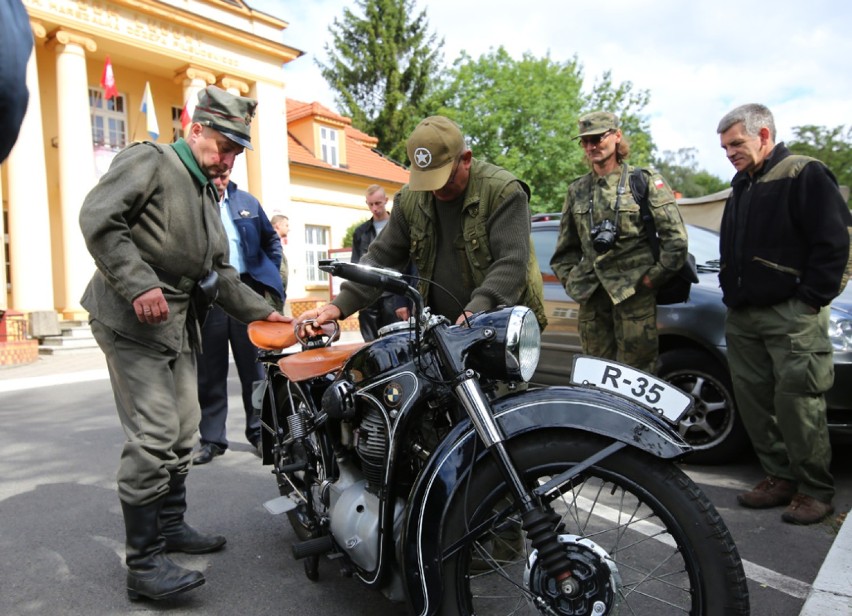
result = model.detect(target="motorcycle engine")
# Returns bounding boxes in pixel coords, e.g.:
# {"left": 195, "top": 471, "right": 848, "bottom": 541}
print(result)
{"left": 354, "top": 406, "right": 388, "bottom": 489}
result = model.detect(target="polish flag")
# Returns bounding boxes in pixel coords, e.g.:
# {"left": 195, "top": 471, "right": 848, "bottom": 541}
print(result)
{"left": 180, "top": 94, "right": 197, "bottom": 131}
{"left": 100, "top": 56, "right": 118, "bottom": 100}
{"left": 140, "top": 82, "right": 159, "bottom": 140}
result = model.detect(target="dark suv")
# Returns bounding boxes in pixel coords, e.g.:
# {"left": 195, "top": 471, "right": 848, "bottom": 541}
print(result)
{"left": 531, "top": 214, "right": 852, "bottom": 463}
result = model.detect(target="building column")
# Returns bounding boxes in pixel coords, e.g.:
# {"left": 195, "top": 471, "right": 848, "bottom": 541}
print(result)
{"left": 249, "top": 79, "right": 290, "bottom": 210}
{"left": 47, "top": 28, "right": 98, "bottom": 319}
{"left": 7, "top": 21, "right": 56, "bottom": 320}
{"left": 218, "top": 75, "right": 250, "bottom": 190}
{"left": 175, "top": 65, "right": 215, "bottom": 139}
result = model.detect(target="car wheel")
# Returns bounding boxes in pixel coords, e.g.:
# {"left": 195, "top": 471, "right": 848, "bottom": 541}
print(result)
{"left": 658, "top": 348, "right": 749, "bottom": 464}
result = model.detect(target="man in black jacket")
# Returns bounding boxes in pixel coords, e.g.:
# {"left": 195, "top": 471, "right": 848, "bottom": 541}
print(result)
{"left": 351, "top": 185, "right": 410, "bottom": 340}
{"left": 717, "top": 103, "right": 852, "bottom": 525}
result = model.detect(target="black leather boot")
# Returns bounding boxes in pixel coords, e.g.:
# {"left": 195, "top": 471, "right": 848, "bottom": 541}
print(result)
{"left": 121, "top": 498, "right": 205, "bottom": 601}
{"left": 161, "top": 471, "right": 227, "bottom": 554}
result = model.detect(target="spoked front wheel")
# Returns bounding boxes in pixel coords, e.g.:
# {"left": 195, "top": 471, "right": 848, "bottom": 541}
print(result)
{"left": 440, "top": 431, "right": 749, "bottom": 615}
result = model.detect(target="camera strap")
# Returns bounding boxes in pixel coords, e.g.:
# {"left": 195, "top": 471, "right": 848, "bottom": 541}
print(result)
{"left": 587, "top": 163, "right": 629, "bottom": 234}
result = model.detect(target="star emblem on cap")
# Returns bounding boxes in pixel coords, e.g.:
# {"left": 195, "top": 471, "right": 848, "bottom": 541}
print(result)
{"left": 414, "top": 147, "right": 432, "bottom": 168}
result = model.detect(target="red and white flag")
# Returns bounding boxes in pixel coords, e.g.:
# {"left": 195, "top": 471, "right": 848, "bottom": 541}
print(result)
{"left": 180, "top": 94, "right": 197, "bottom": 131}
{"left": 100, "top": 56, "right": 118, "bottom": 100}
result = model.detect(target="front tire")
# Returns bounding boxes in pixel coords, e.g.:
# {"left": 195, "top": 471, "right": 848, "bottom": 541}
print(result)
{"left": 439, "top": 431, "right": 749, "bottom": 615}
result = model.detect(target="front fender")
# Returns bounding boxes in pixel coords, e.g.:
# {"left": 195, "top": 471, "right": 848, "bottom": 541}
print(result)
{"left": 401, "top": 385, "right": 690, "bottom": 616}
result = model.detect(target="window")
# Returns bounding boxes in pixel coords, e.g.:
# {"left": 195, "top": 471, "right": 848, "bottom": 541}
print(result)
{"left": 171, "top": 106, "right": 184, "bottom": 142}
{"left": 319, "top": 126, "right": 339, "bottom": 167}
{"left": 305, "top": 225, "right": 330, "bottom": 284}
{"left": 89, "top": 88, "right": 127, "bottom": 151}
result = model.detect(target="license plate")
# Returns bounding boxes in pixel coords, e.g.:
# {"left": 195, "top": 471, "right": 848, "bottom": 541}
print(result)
{"left": 570, "top": 356, "right": 692, "bottom": 424}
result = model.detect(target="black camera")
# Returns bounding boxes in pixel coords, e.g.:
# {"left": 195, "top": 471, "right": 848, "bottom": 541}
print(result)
{"left": 591, "top": 219, "right": 618, "bottom": 253}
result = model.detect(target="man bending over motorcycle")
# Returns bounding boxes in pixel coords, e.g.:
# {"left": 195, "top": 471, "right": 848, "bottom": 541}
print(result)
{"left": 299, "top": 115, "right": 546, "bottom": 331}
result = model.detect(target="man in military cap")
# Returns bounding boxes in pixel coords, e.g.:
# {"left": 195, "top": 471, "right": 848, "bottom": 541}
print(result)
{"left": 550, "top": 111, "right": 687, "bottom": 374}
{"left": 298, "top": 115, "right": 546, "bottom": 330}
{"left": 79, "top": 85, "right": 289, "bottom": 602}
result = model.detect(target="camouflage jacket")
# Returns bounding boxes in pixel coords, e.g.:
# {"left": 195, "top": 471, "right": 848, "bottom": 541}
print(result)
{"left": 550, "top": 163, "right": 687, "bottom": 305}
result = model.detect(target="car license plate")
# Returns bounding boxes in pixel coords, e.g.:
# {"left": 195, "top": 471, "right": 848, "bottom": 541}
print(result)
{"left": 570, "top": 356, "right": 691, "bottom": 424}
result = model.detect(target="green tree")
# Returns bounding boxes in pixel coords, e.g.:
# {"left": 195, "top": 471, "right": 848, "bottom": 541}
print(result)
{"left": 652, "top": 148, "right": 728, "bottom": 198}
{"left": 318, "top": 0, "right": 443, "bottom": 163}
{"left": 341, "top": 218, "right": 369, "bottom": 248}
{"left": 432, "top": 47, "right": 654, "bottom": 213}
{"left": 787, "top": 124, "right": 852, "bottom": 199}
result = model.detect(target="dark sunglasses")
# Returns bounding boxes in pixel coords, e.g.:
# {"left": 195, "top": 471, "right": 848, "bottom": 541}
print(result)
{"left": 579, "top": 130, "right": 612, "bottom": 147}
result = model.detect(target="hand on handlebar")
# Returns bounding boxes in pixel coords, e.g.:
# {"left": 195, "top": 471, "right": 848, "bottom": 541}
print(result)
{"left": 297, "top": 303, "right": 342, "bottom": 336}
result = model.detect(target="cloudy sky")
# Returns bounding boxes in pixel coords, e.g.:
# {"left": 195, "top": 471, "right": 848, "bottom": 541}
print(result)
{"left": 249, "top": 0, "right": 851, "bottom": 181}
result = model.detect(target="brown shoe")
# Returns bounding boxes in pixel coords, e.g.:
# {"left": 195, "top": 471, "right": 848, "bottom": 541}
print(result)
{"left": 781, "top": 494, "right": 834, "bottom": 525}
{"left": 736, "top": 476, "right": 796, "bottom": 509}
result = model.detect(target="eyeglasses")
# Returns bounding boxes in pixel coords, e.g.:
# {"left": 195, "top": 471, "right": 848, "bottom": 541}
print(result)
{"left": 444, "top": 156, "right": 462, "bottom": 187}
{"left": 579, "top": 131, "right": 613, "bottom": 147}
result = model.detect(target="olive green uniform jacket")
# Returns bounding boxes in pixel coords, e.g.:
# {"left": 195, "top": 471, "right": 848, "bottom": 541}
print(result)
{"left": 80, "top": 140, "right": 274, "bottom": 351}
{"left": 551, "top": 164, "right": 687, "bottom": 305}
{"left": 331, "top": 159, "right": 546, "bottom": 328}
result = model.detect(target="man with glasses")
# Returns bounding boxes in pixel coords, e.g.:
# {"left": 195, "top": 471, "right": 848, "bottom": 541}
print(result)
{"left": 550, "top": 111, "right": 687, "bottom": 374}
{"left": 300, "top": 115, "right": 546, "bottom": 330}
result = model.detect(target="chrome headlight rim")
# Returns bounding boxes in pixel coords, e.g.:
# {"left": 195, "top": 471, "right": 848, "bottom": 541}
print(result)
{"left": 504, "top": 306, "right": 541, "bottom": 382}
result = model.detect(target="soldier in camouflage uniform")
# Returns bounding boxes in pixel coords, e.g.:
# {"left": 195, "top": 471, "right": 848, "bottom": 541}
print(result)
{"left": 550, "top": 111, "right": 687, "bottom": 374}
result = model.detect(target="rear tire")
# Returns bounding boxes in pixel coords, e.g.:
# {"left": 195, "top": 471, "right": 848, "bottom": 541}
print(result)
{"left": 439, "top": 430, "right": 749, "bottom": 615}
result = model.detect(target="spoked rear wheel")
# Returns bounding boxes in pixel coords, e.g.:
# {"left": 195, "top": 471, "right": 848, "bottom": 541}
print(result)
{"left": 440, "top": 431, "right": 749, "bottom": 615}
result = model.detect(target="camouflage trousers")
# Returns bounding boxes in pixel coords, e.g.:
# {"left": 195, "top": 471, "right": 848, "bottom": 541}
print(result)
{"left": 726, "top": 298, "right": 835, "bottom": 502}
{"left": 578, "top": 284, "right": 658, "bottom": 374}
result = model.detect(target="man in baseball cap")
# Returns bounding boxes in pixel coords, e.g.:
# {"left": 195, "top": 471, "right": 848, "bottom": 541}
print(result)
{"left": 406, "top": 115, "right": 466, "bottom": 191}
{"left": 298, "top": 114, "right": 548, "bottom": 332}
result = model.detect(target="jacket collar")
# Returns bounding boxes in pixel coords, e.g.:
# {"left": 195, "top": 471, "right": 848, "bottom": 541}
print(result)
{"left": 170, "top": 139, "right": 213, "bottom": 189}
{"left": 732, "top": 142, "right": 790, "bottom": 186}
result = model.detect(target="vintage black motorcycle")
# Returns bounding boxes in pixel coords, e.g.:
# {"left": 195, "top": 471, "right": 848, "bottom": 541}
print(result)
{"left": 247, "top": 260, "right": 749, "bottom": 616}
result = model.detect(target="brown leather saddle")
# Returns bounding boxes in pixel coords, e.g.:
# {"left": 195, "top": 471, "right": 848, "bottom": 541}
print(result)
{"left": 247, "top": 321, "right": 364, "bottom": 383}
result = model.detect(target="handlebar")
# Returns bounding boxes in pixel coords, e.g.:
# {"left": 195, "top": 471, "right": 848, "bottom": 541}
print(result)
{"left": 319, "top": 260, "right": 423, "bottom": 314}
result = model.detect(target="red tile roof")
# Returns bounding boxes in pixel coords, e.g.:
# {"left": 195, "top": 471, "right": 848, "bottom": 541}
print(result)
{"left": 286, "top": 99, "right": 409, "bottom": 185}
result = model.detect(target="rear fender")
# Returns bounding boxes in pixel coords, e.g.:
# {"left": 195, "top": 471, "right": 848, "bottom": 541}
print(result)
{"left": 400, "top": 385, "right": 690, "bottom": 616}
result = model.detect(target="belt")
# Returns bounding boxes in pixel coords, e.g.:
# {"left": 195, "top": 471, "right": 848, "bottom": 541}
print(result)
{"left": 150, "top": 265, "right": 196, "bottom": 294}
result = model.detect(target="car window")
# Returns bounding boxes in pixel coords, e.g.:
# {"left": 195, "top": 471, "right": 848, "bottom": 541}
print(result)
{"left": 531, "top": 221, "right": 720, "bottom": 272}
{"left": 532, "top": 227, "right": 556, "bottom": 275}
{"left": 686, "top": 225, "right": 720, "bottom": 265}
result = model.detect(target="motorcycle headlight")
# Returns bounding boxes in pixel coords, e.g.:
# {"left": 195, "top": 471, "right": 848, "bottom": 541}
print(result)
{"left": 828, "top": 310, "right": 852, "bottom": 351}
{"left": 467, "top": 306, "right": 541, "bottom": 382}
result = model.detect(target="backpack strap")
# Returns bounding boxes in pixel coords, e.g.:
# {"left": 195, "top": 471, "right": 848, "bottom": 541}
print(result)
{"left": 630, "top": 167, "right": 661, "bottom": 260}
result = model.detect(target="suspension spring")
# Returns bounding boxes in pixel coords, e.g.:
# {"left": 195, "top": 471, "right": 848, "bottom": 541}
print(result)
{"left": 288, "top": 412, "right": 307, "bottom": 440}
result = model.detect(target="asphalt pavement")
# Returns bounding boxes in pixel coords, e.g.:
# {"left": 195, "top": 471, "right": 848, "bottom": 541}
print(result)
{"left": 1, "top": 345, "right": 850, "bottom": 615}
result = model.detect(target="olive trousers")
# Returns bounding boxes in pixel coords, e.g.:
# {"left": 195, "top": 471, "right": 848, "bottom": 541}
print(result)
{"left": 91, "top": 319, "right": 199, "bottom": 505}
{"left": 725, "top": 298, "right": 835, "bottom": 502}
{"left": 578, "top": 285, "right": 658, "bottom": 375}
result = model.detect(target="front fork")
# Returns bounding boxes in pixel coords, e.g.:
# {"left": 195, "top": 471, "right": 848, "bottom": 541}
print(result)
{"left": 454, "top": 372, "right": 579, "bottom": 593}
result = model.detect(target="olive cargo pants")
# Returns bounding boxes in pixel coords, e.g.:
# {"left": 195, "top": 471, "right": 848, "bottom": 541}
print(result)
{"left": 726, "top": 298, "right": 835, "bottom": 502}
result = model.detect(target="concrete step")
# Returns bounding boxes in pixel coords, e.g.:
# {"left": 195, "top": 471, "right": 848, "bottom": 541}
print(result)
{"left": 38, "top": 321, "right": 97, "bottom": 355}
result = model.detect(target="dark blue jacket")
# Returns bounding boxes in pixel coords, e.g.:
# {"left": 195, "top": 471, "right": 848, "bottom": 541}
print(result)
{"left": 225, "top": 181, "right": 285, "bottom": 302}
{"left": 0, "top": 0, "right": 33, "bottom": 163}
